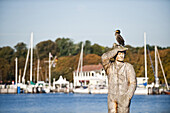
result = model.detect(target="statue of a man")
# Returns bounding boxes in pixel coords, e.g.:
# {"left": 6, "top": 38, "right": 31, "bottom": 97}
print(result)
{"left": 101, "top": 46, "right": 137, "bottom": 113}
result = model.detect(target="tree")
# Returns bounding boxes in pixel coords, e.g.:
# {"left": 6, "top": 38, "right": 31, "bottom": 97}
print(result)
{"left": 84, "top": 40, "right": 92, "bottom": 54}
{"left": 91, "top": 44, "right": 103, "bottom": 56}
{"left": 0, "top": 38, "right": 170, "bottom": 84}
{"left": 0, "top": 58, "right": 10, "bottom": 83}
{"left": 36, "top": 40, "right": 58, "bottom": 59}
{"left": 84, "top": 54, "right": 101, "bottom": 65}
{"left": 55, "top": 38, "right": 74, "bottom": 56}
{"left": 0, "top": 46, "right": 14, "bottom": 63}
{"left": 14, "top": 42, "right": 27, "bottom": 58}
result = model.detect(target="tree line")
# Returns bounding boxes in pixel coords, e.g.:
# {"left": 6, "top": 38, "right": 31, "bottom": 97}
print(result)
{"left": 0, "top": 38, "right": 109, "bottom": 84}
{"left": 0, "top": 37, "right": 169, "bottom": 85}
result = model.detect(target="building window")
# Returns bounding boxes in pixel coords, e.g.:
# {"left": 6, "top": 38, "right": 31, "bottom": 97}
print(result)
{"left": 92, "top": 73, "right": 94, "bottom": 76}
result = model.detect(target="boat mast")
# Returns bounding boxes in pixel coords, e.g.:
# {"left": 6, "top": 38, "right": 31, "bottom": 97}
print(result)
{"left": 76, "top": 43, "right": 83, "bottom": 87}
{"left": 80, "top": 43, "right": 83, "bottom": 77}
{"left": 155, "top": 46, "right": 158, "bottom": 79}
{"left": 15, "top": 57, "right": 18, "bottom": 85}
{"left": 19, "top": 69, "right": 21, "bottom": 83}
{"left": 156, "top": 46, "right": 169, "bottom": 90}
{"left": 30, "top": 32, "right": 33, "bottom": 82}
{"left": 155, "top": 46, "right": 159, "bottom": 87}
{"left": 77, "top": 43, "right": 83, "bottom": 75}
{"left": 49, "top": 52, "right": 51, "bottom": 87}
{"left": 22, "top": 42, "right": 30, "bottom": 84}
{"left": 144, "top": 32, "right": 148, "bottom": 84}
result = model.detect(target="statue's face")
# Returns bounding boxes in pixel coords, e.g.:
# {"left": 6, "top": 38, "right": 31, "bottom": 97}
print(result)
{"left": 116, "top": 52, "right": 125, "bottom": 62}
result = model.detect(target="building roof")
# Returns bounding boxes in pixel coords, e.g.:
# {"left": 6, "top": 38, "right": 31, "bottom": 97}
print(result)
{"left": 54, "top": 76, "right": 69, "bottom": 84}
{"left": 74, "top": 64, "right": 103, "bottom": 72}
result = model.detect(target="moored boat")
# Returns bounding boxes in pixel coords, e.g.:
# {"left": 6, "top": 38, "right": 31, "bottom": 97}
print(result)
{"left": 163, "top": 90, "right": 170, "bottom": 95}
{"left": 73, "top": 87, "right": 89, "bottom": 94}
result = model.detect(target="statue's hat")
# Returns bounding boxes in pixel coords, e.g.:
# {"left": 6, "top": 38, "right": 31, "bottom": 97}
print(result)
{"left": 112, "top": 45, "right": 128, "bottom": 58}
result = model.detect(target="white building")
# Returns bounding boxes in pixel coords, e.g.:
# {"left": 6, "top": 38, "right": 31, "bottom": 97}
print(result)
{"left": 53, "top": 76, "right": 69, "bottom": 90}
{"left": 73, "top": 64, "right": 108, "bottom": 88}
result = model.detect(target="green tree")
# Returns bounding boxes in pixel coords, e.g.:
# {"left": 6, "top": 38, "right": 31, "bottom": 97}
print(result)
{"left": 14, "top": 42, "right": 27, "bottom": 58}
{"left": 91, "top": 44, "right": 103, "bottom": 56}
{"left": 55, "top": 38, "right": 74, "bottom": 56}
{"left": 0, "top": 46, "right": 14, "bottom": 63}
{"left": 0, "top": 58, "right": 10, "bottom": 83}
{"left": 84, "top": 40, "right": 92, "bottom": 54}
{"left": 36, "top": 40, "right": 57, "bottom": 59}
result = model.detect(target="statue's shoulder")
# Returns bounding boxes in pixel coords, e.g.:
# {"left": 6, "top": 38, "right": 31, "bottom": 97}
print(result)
{"left": 124, "top": 62, "right": 134, "bottom": 68}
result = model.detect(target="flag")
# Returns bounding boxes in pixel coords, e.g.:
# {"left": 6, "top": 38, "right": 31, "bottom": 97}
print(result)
{"left": 55, "top": 58, "right": 58, "bottom": 62}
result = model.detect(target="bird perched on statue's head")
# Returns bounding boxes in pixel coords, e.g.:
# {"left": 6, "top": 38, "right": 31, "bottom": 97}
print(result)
{"left": 115, "top": 30, "right": 125, "bottom": 46}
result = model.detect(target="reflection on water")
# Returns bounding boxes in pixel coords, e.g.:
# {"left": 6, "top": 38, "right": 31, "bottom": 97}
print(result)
{"left": 0, "top": 93, "right": 170, "bottom": 113}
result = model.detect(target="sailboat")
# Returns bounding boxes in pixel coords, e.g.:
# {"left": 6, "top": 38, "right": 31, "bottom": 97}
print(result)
{"left": 135, "top": 33, "right": 169, "bottom": 95}
{"left": 21, "top": 32, "right": 39, "bottom": 93}
{"left": 26, "top": 32, "right": 35, "bottom": 93}
{"left": 73, "top": 43, "right": 90, "bottom": 94}
{"left": 147, "top": 45, "right": 169, "bottom": 95}
{"left": 135, "top": 32, "right": 148, "bottom": 95}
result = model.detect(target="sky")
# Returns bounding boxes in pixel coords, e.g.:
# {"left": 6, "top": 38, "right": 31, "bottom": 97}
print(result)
{"left": 0, "top": 0, "right": 170, "bottom": 48}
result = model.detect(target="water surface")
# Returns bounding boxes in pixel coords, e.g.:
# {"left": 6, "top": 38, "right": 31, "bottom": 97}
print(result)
{"left": 0, "top": 93, "right": 170, "bottom": 113}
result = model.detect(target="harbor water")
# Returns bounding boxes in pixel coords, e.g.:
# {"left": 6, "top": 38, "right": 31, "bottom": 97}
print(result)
{"left": 0, "top": 93, "right": 170, "bottom": 113}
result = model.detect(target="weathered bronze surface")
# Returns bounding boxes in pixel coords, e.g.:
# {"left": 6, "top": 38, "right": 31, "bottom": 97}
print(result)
{"left": 101, "top": 46, "right": 137, "bottom": 113}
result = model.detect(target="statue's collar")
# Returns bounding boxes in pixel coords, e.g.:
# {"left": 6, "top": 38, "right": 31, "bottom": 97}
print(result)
{"left": 113, "top": 61, "right": 125, "bottom": 69}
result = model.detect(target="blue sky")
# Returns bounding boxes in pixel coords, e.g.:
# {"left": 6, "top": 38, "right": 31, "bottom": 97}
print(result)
{"left": 0, "top": 0, "right": 170, "bottom": 48}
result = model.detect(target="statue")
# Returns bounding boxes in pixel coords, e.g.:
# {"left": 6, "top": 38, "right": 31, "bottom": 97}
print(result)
{"left": 101, "top": 45, "right": 137, "bottom": 113}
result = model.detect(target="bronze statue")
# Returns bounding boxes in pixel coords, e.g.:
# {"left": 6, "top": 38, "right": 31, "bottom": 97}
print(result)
{"left": 102, "top": 45, "right": 137, "bottom": 113}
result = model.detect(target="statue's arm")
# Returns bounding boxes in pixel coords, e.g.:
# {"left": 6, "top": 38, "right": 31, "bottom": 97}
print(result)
{"left": 126, "top": 64, "right": 137, "bottom": 99}
{"left": 101, "top": 49, "right": 117, "bottom": 75}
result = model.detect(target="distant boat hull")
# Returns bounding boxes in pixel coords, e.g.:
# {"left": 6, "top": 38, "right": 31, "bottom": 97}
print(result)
{"left": 42, "top": 87, "right": 50, "bottom": 93}
{"left": 164, "top": 90, "right": 170, "bottom": 95}
{"left": 90, "top": 89, "right": 108, "bottom": 94}
{"left": 73, "top": 88, "right": 89, "bottom": 94}
{"left": 134, "top": 87, "right": 148, "bottom": 95}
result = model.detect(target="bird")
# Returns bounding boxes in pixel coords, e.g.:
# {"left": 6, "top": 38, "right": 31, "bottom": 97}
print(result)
{"left": 115, "top": 30, "right": 125, "bottom": 46}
